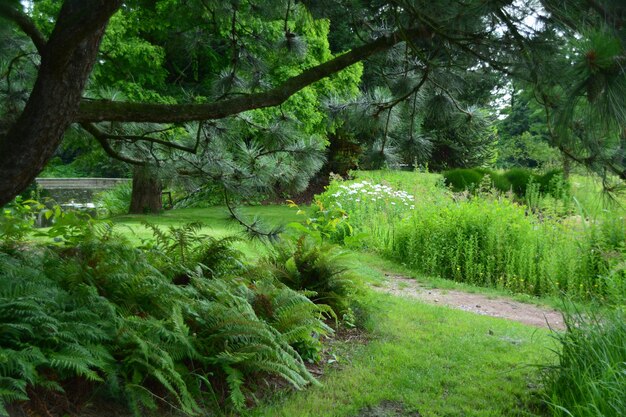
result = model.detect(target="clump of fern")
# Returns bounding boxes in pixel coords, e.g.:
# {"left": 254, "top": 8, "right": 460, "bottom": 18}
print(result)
{"left": 263, "top": 235, "right": 358, "bottom": 316}
{"left": 0, "top": 251, "right": 114, "bottom": 416}
{"left": 141, "top": 221, "right": 245, "bottom": 281}
{"left": 0, "top": 219, "right": 339, "bottom": 415}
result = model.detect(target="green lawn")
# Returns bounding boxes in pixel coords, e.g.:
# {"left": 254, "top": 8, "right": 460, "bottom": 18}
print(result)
{"left": 248, "top": 290, "right": 553, "bottom": 417}
{"left": 108, "top": 205, "right": 301, "bottom": 257}
{"left": 104, "top": 206, "right": 555, "bottom": 417}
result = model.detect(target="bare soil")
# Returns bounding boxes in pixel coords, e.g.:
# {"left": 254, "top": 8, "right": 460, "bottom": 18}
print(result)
{"left": 372, "top": 274, "right": 565, "bottom": 330}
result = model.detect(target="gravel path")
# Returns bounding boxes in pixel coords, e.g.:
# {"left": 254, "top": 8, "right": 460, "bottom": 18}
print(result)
{"left": 372, "top": 274, "right": 565, "bottom": 330}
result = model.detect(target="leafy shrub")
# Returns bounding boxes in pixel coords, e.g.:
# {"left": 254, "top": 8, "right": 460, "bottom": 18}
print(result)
{"left": 443, "top": 168, "right": 512, "bottom": 193}
{"left": 287, "top": 199, "right": 354, "bottom": 244}
{"left": 536, "top": 169, "right": 569, "bottom": 197}
{"left": 442, "top": 168, "right": 484, "bottom": 192}
{"left": 444, "top": 167, "right": 569, "bottom": 201}
{"left": 0, "top": 198, "right": 48, "bottom": 249}
{"left": 503, "top": 168, "right": 533, "bottom": 195}
{"left": 544, "top": 308, "right": 626, "bottom": 417}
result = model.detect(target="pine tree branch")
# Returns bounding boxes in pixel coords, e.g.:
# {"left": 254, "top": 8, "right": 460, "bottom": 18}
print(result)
{"left": 75, "top": 27, "right": 429, "bottom": 123}
{"left": 80, "top": 122, "right": 150, "bottom": 166}
{"left": 429, "top": 79, "right": 473, "bottom": 118}
{"left": 88, "top": 125, "right": 200, "bottom": 153}
{"left": 224, "top": 190, "right": 282, "bottom": 241}
{"left": 373, "top": 67, "right": 429, "bottom": 116}
{"left": 0, "top": 3, "right": 47, "bottom": 54}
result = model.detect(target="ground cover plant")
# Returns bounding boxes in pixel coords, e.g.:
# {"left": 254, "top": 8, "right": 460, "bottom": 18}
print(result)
{"left": 5, "top": 198, "right": 625, "bottom": 416}
{"left": 0, "top": 203, "right": 359, "bottom": 416}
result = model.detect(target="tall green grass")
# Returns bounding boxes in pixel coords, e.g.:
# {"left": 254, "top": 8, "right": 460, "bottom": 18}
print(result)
{"left": 319, "top": 170, "right": 626, "bottom": 303}
{"left": 391, "top": 197, "right": 623, "bottom": 300}
{"left": 544, "top": 308, "right": 626, "bottom": 417}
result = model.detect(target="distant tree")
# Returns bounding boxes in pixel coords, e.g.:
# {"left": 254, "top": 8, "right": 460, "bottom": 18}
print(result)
{"left": 496, "top": 89, "right": 560, "bottom": 169}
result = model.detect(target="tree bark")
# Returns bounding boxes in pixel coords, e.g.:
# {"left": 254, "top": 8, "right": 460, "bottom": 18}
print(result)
{"left": 129, "top": 167, "right": 162, "bottom": 214}
{"left": 562, "top": 152, "right": 571, "bottom": 179}
{"left": 0, "top": 0, "right": 122, "bottom": 207}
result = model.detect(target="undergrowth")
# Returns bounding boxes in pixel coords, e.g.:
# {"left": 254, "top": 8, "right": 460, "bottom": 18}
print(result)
{"left": 543, "top": 307, "right": 626, "bottom": 417}
{"left": 318, "top": 171, "right": 626, "bottom": 303}
{"left": 0, "top": 201, "right": 357, "bottom": 416}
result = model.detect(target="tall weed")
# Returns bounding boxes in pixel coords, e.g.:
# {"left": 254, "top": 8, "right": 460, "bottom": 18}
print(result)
{"left": 544, "top": 308, "right": 626, "bottom": 417}
{"left": 319, "top": 171, "right": 625, "bottom": 302}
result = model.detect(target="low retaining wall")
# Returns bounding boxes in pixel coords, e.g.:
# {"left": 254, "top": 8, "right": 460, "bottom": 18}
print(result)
{"left": 35, "top": 178, "right": 131, "bottom": 204}
{"left": 35, "top": 178, "right": 130, "bottom": 190}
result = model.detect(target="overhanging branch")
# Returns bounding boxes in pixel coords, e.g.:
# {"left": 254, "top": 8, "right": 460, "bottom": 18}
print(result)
{"left": 81, "top": 123, "right": 149, "bottom": 166}
{"left": 0, "top": 3, "right": 47, "bottom": 54}
{"left": 76, "top": 27, "right": 428, "bottom": 124}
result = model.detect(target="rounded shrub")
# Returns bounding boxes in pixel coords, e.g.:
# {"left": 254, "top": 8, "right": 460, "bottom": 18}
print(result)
{"left": 443, "top": 168, "right": 484, "bottom": 191}
{"left": 478, "top": 169, "right": 512, "bottom": 193}
{"left": 537, "top": 169, "right": 568, "bottom": 196}
{"left": 503, "top": 168, "right": 534, "bottom": 196}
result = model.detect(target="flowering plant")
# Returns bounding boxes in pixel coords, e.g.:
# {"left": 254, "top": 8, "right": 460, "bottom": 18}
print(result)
{"left": 322, "top": 180, "right": 415, "bottom": 215}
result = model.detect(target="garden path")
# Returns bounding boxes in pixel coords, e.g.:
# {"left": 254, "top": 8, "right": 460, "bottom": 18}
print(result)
{"left": 372, "top": 274, "right": 565, "bottom": 330}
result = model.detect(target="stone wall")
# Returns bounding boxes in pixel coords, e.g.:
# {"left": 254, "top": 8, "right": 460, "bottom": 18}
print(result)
{"left": 35, "top": 178, "right": 130, "bottom": 203}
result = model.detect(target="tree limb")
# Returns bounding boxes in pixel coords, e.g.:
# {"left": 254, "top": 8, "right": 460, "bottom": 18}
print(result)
{"left": 88, "top": 125, "right": 201, "bottom": 153}
{"left": 80, "top": 123, "right": 150, "bottom": 166}
{"left": 76, "top": 27, "right": 428, "bottom": 123}
{"left": 0, "top": 3, "right": 47, "bottom": 53}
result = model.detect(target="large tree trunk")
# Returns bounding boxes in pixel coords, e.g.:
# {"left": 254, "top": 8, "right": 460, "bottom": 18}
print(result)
{"left": 129, "top": 167, "right": 162, "bottom": 214}
{"left": 0, "top": 1, "right": 122, "bottom": 207}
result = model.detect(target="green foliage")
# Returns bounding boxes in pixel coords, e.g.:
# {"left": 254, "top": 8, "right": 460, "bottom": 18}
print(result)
{"left": 497, "top": 131, "right": 561, "bottom": 169}
{"left": 140, "top": 221, "right": 245, "bottom": 279}
{"left": 286, "top": 199, "right": 353, "bottom": 244}
{"left": 0, "top": 252, "right": 114, "bottom": 416}
{"left": 544, "top": 308, "right": 626, "bottom": 417}
{"left": 0, "top": 197, "right": 45, "bottom": 248}
{"left": 443, "top": 167, "right": 569, "bottom": 200}
{"left": 0, "top": 214, "right": 344, "bottom": 414}
{"left": 442, "top": 168, "right": 485, "bottom": 192}
{"left": 502, "top": 168, "right": 533, "bottom": 196}
{"left": 496, "top": 90, "right": 561, "bottom": 170}
{"left": 319, "top": 171, "right": 625, "bottom": 302}
{"left": 391, "top": 196, "right": 624, "bottom": 301}
{"left": 264, "top": 235, "right": 357, "bottom": 316}
{"left": 94, "top": 181, "right": 132, "bottom": 216}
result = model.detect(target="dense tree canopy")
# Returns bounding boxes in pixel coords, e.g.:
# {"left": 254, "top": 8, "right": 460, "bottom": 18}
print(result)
{"left": 0, "top": 0, "right": 625, "bottom": 206}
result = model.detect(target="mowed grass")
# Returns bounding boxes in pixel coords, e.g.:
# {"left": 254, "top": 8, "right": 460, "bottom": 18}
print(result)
{"left": 109, "top": 205, "right": 301, "bottom": 256}
{"left": 248, "top": 289, "right": 553, "bottom": 417}
{"left": 105, "top": 205, "right": 556, "bottom": 417}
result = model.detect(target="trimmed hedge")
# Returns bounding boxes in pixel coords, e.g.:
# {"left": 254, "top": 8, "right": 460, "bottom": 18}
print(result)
{"left": 443, "top": 168, "right": 567, "bottom": 198}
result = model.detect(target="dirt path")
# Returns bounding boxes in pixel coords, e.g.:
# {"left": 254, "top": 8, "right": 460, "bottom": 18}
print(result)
{"left": 372, "top": 274, "right": 565, "bottom": 330}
